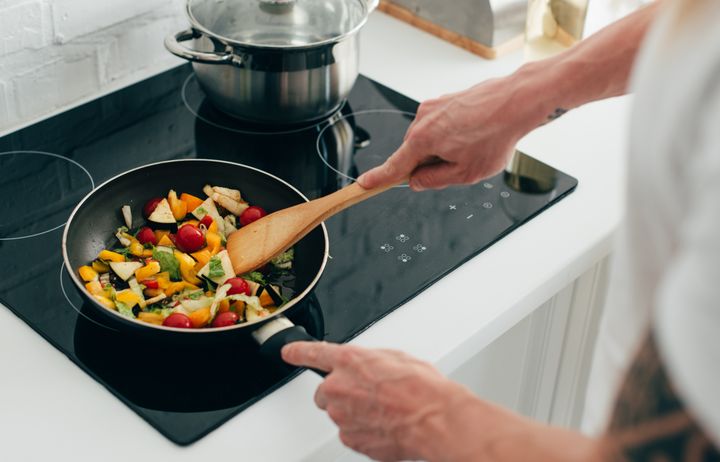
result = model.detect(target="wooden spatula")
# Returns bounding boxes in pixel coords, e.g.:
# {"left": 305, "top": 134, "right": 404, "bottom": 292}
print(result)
{"left": 226, "top": 181, "right": 401, "bottom": 275}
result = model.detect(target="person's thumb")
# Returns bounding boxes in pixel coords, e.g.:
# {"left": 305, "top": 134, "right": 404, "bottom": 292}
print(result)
{"left": 357, "top": 141, "right": 420, "bottom": 189}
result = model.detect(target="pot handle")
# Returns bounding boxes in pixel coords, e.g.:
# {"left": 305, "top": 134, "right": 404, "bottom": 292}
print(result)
{"left": 164, "top": 29, "right": 235, "bottom": 64}
{"left": 255, "top": 316, "right": 327, "bottom": 377}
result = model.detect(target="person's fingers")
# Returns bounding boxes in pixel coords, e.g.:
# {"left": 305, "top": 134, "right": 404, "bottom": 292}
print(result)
{"left": 281, "top": 341, "right": 344, "bottom": 372}
{"left": 314, "top": 383, "right": 329, "bottom": 410}
{"left": 409, "top": 160, "right": 460, "bottom": 191}
{"left": 357, "top": 141, "right": 429, "bottom": 189}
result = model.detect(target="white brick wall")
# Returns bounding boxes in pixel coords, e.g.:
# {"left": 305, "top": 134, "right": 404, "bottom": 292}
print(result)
{"left": 0, "top": 0, "right": 188, "bottom": 133}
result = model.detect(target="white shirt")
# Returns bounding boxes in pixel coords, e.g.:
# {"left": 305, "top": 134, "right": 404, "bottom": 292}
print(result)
{"left": 582, "top": 0, "right": 720, "bottom": 444}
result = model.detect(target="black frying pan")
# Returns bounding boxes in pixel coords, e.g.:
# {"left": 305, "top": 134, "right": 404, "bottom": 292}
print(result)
{"left": 62, "top": 159, "right": 328, "bottom": 364}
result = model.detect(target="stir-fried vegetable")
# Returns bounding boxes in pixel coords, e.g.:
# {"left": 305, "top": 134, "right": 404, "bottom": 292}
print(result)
{"left": 78, "top": 184, "right": 291, "bottom": 329}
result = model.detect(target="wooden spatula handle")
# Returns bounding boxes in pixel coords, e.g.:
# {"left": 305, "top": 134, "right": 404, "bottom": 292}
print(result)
{"left": 306, "top": 181, "right": 398, "bottom": 225}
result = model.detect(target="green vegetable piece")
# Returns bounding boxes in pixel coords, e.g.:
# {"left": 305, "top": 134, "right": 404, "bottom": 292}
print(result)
{"left": 115, "top": 301, "right": 136, "bottom": 319}
{"left": 152, "top": 248, "right": 182, "bottom": 281}
{"left": 243, "top": 271, "right": 265, "bottom": 285}
{"left": 208, "top": 256, "right": 225, "bottom": 279}
{"left": 187, "top": 290, "right": 204, "bottom": 300}
{"left": 148, "top": 307, "right": 173, "bottom": 317}
{"left": 270, "top": 248, "right": 294, "bottom": 269}
{"left": 195, "top": 206, "right": 208, "bottom": 216}
{"left": 112, "top": 247, "right": 132, "bottom": 257}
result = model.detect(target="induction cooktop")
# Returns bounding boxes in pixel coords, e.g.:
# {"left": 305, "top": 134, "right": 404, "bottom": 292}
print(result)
{"left": 0, "top": 65, "right": 577, "bottom": 445}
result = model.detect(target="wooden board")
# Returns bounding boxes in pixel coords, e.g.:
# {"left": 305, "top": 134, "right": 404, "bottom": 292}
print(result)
{"left": 377, "top": 1, "right": 524, "bottom": 60}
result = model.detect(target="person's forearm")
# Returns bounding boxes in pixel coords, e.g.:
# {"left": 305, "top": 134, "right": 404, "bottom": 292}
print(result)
{"left": 409, "top": 384, "right": 606, "bottom": 462}
{"left": 508, "top": 2, "right": 661, "bottom": 131}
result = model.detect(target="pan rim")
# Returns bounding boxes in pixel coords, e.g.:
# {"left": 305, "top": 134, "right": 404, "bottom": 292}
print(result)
{"left": 62, "top": 158, "right": 330, "bottom": 334}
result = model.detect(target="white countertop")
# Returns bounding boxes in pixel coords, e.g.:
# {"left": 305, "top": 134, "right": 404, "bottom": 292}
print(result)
{"left": 0, "top": 10, "right": 630, "bottom": 462}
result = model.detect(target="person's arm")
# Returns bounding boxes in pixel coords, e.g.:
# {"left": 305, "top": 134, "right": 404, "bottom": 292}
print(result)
{"left": 358, "top": 2, "right": 661, "bottom": 191}
{"left": 281, "top": 342, "right": 608, "bottom": 462}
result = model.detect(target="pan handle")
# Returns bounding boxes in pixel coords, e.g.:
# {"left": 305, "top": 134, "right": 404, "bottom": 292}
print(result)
{"left": 164, "top": 29, "right": 236, "bottom": 65}
{"left": 255, "top": 317, "right": 327, "bottom": 377}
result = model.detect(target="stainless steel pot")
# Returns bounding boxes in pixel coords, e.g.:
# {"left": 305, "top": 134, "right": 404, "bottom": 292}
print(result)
{"left": 165, "top": 0, "right": 378, "bottom": 124}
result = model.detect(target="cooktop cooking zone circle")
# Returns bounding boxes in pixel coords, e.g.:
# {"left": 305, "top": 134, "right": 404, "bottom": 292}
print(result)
{"left": 315, "top": 109, "right": 414, "bottom": 186}
{"left": 181, "top": 73, "right": 348, "bottom": 135}
{"left": 0, "top": 151, "right": 95, "bottom": 241}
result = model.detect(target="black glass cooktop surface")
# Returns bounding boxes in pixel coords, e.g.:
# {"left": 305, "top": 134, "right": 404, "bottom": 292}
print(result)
{"left": 0, "top": 65, "right": 577, "bottom": 445}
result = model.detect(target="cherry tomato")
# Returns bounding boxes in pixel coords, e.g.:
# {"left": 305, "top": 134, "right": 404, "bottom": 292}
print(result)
{"left": 226, "top": 277, "right": 251, "bottom": 296}
{"left": 163, "top": 313, "right": 192, "bottom": 328}
{"left": 143, "top": 197, "right": 164, "bottom": 218}
{"left": 239, "top": 206, "right": 267, "bottom": 226}
{"left": 212, "top": 311, "right": 239, "bottom": 328}
{"left": 175, "top": 224, "right": 205, "bottom": 252}
{"left": 136, "top": 226, "right": 157, "bottom": 245}
{"left": 199, "top": 215, "right": 214, "bottom": 229}
{"left": 142, "top": 280, "right": 159, "bottom": 289}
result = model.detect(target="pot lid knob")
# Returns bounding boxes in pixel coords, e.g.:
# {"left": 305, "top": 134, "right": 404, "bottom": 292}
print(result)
{"left": 259, "top": 0, "right": 295, "bottom": 14}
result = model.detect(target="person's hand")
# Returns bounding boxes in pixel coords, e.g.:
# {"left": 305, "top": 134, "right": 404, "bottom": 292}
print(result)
{"left": 281, "top": 341, "right": 473, "bottom": 462}
{"left": 282, "top": 341, "right": 605, "bottom": 462}
{"left": 357, "top": 76, "right": 542, "bottom": 191}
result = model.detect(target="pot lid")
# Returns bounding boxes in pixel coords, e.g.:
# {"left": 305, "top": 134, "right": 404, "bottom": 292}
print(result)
{"left": 187, "top": 0, "right": 369, "bottom": 48}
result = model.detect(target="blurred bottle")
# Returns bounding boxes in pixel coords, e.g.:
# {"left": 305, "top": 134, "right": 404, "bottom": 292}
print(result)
{"left": 525, "top": 0, "right": 590, "bottom": 61}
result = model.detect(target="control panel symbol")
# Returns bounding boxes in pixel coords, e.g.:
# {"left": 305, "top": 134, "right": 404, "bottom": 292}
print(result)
{"left": 466, "top": 214, "right": 474, "bottom": 219}
{"left": 483, "top": 182, "right": 494, "bottom": 189}
{"left": 482, "top": 202, "right": 493, "bottom": 209}
{"left": 500, "top": 191, "right": 510, "bottom": 198}
{"left": 380, "top": 243, "right": 394, "bottom": 252}
{"left": 448, "top": 205, "right": 457, "bottom": 210}
{"left": 413, "top": 244, "right": 427, "bottom": 253}
{"left": 398, "top": 254, "right": 412, "bottom": 263}
{"left": 396, "top": 234, "right": 410, "bottom": 243}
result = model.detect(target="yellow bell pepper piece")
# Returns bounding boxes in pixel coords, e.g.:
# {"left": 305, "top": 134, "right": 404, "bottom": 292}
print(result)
{"left": 258, "top": 290, "right": 275, "bottom": 308}
{"left": 85, "top": 280, "right": 104, "bottom": 296}
{"left": 180, "top": 192, "right": 204, "bottom": 212}
{"left": 191, "top": 249, "right": 212, "bottom": 269}
{"left": 138, "top": 312, "right": 164, "bottom": 326}
{"left": 182, "top": 281, "right": 200, "bottom": 290}
{"left": 78, "top": 265, "right": 98, "bottom": 282}
{"left": 154, "top": 229, "right": 170, "bottom": 242}
{"left": 179, "top": 220, "right": 200, "bottom": 230}
{"left": 91, "top": 260, "right": 110, "bottom": 273}
{"left": 232, "top": 301, "right": 246, "bottom": 319}
{"left": 93, "top": 295, "right": 116, "bottom": 310}
{"left": 142, "top": 249, "right": 154, "bottom": 257}
{"left": 207, "top": 220, "right": 218, "bottom": 233}
{"left": 157, "top": 234, "right": 174, "bottom": 247}
{"left": 98, "top": 250, "right": 125, "bottom": 263}
{"left": 189, "top": 306, "right": 211, "bottom": 328}
{"left": 218, "top": 299, "right": 231, "bottom": 313}
{"left": 168, "top": 190, "right": 188, "bottom": 221}
{"left": 164, "top": 282, "right": 186, "bottom": 297}
{"left": 134, "top": 261, "right": 161, "bottom": 281}
{"left": 129, "top": 241, "right": 144, "bottom": 257}
{"left": 206, "top": 231, "right": 222, "bottom": 255}
{"left": 115, "top": 289, "right": 141, "bottom": 309}
{"left": 174, "top": 250, "right": 202, "bottom": 285}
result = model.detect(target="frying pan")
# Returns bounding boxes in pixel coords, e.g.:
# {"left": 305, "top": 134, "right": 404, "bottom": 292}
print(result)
{"left": 62, "top": 159, "right": 329, "bottom": 364}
